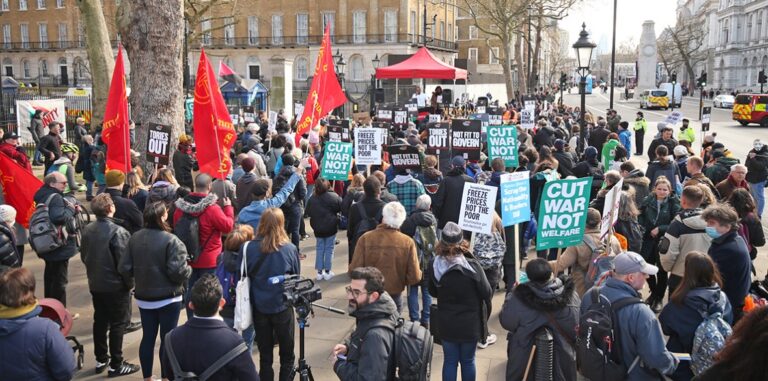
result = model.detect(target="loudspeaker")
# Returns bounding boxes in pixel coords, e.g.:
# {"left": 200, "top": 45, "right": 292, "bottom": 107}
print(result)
{"left": 375, "top": 88, "right": 385, "bottom": 103}
{"left": 441, "top": 88, "right": 452, "bottom": 105}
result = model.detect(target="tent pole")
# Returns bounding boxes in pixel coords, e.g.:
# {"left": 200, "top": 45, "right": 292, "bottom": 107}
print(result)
{"left": 396, "top": 78, "right": 399, "bottom": 103}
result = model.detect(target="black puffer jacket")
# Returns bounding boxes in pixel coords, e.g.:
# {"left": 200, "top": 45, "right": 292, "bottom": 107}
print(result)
{"left": 306, "top": 191, "right": 342, "bottom": 237}
{"left": 32, "top": 185, "right": 78, "bottom": 262}
{"left": 120, "top": 228, "right": 192, "bottom": 301}
{"left": 0, "top": 221, "right": 19, "bottom": 270}
{"left": 172, "top": 145, "right": 196, "bottom": 189}
{"left": 434, "top": 167, "right": 474, "bottom": 229}
{"left": 80, "top": 217, "right": 134, "bottom": 293}
{"left": 745, "top": 145, "right": 768, "bottom": 184}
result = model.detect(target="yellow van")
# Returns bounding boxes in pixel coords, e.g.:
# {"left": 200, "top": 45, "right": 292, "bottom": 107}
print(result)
{"left": 639, "top": 89, "right": 670, "bottom": 110}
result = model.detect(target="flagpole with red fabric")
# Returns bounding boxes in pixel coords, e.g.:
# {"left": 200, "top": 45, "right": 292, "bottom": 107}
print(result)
{"left": 101, "top": 44, "right": 131, "bottom": 173}
{"left": 294, "top": 23, "right": 347, "bottom": 146}
{"left": 0, "top": 152, "right": 43, "bottom": 228}
{"left": 193, "top": 49, "right": 236, "bottom": 180}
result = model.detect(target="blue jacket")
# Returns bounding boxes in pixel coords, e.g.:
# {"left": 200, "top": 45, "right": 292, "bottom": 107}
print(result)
{"left": 237, "top": 173, "right": 299, "bottom": 230}
{"left": 581, "top": 277, "right": 678, "bottom": 380}
{"left": 245, "top": 240, "right": 300, "bottom": 314}
{"left": 708, "top": 230, "right": 751, "bottom": 311}
{"left": 0, "top": 305, "right": 76, "bottom": 381}
{"left": 659, "top": 286, "right": 732, "bottom": 381}
{"left": 619, "top": 129, "right": 632, "bottom": 153}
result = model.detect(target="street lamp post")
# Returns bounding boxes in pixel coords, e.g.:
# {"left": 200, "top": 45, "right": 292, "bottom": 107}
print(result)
{"left": 573, "top": 23, "right": 596, "bottom": 155}
{"left": 334, "top": 50, "right": 346, "bottom": 119}
{"left": 370, "top": 54, "right": 380, "bottom": 116}
{"left": 671, "top": 71, "right": 677, "bottom": 111}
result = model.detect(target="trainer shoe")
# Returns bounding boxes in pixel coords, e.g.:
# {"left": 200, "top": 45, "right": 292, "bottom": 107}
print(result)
{"left": 323, "top": 271, "right": 335, "bottom": 281}
{"left": 316, "top": 272, "right": 324, "bottom": 281}
{"left": 95, "top": 360, "right": 109, "bottom": 374}
{"left": 477, "top": 333, "right": 498, "bottom": 349}
{"left": 107, "top": 362, "right": 140, "bottom": 378}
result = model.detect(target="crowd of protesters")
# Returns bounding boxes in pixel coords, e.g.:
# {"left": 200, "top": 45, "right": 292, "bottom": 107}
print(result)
{"left": 0, "top": 92, "right": 768, "bottom": 381}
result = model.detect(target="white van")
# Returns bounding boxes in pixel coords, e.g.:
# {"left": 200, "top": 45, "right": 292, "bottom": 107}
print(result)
{"left": 659, "top": 82, "right": 682, "bottom": 108}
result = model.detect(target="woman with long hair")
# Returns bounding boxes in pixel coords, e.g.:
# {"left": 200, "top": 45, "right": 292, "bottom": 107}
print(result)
{"left": 218, "top": 224, "right": 256, "bottom": 352}
{"left": 155, "top": 167, "right": 179, "bottom": 186}
{"left": 306, "top": 178, "right": 342, "bottom": 281}
{"left": 726, "top": 188, "right": 766, "bottom": 260}
{"left": 245, "top": 208, "right": 300, "bottom": 381}
{"left": 613, "top": 190, "right": 644, "bottom": 253}
{"left": 659, "top": 252, "right": 732, "bottom": 381}
{"left": 125, "top": 171, "right": 149, "bottom": 211}
{"left": 119, "top": 202, "right": 192, "bottom": 381}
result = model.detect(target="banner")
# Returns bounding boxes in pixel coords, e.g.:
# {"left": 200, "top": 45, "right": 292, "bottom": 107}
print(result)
{"left": 451, "top": 119, "right": 481, "bottom": 161}
{"left": 500, "top": 172, "right": 530, "bottom": 227}
{"left": 354, "top": 128, "right": 383, "bottom": 165}
{"left": 664, "top": 110, "right": 684, "bottom": 126}
{"left": 536, "top": 178, "right": 591, "bottom": 250}
{"left": 193, "top": 49, "right": 236, "bottom": 179}
{"left": 328, "top": 119, "right": 351, "bottom": 142}
{"left": 427, "top": 122, "right": 450, "bottom": 154}
{"left": 487, "top": 124, "right": 518, "bottom": 167}
{"left": 388, "top": 144, "right": 421, "bottom": 171}
{"left": 294, "top": 23, "right": 348, "bottom": 145}
{"left": 320, "top": 141, "right": 353, "bottom": 180}
{"left": 145, "top": 123, "right": 172, "bottom": 165}
{"left": 15, "top": 99, "right": 67, "bottom": 144}
{"left": 458, "top": 183, "right": 498, "bottom": 234}
{"left": 101, "top": 45, "right": 131, "bottom": 173}
{"left": 600, "top": 178, "right": 624, "bottom": 239}
{"left": 0, "top": 152, "right": 43, "bottom": 228}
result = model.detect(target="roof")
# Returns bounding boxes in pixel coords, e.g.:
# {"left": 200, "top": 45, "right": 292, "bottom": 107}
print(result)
{"left": 375, "top": 47, "right": 468, "bottom": 80}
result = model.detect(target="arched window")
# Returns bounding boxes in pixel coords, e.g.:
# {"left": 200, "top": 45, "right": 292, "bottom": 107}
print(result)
{"left": 295, "top": 56, "right": 308, "bottom": 80}
{"left": 349, "top": 55, "right": 363, "bottom": 81}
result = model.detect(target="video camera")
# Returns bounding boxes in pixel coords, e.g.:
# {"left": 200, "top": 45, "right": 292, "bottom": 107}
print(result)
{"left": 269, "top": 275, "right": 322, "bottom": 314}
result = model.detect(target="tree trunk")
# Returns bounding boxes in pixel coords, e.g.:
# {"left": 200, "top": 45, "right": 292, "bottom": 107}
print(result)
{"left": 517, "top": 26, "right": 527, "bottom": 96}
{"left": 76, "top": 0, "right": 115, "bottom": 132}
{"left": 117, "top": 0, "right": 185, "bottom": 179}
{"left": 502, "top": 37, "right": 515, "bottom": 100}
{"left": 530, "top": 14, "right": 543, "bottom": 93}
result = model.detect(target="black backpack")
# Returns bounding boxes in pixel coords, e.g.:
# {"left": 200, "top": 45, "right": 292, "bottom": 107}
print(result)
{"left": 353, "top": 203, "right": 380, "bottom": 242}
{"left": 28, "top": 194, "right": 67, "bottom": 256}
{"left": 366, "top": 318, "right": 434, "bottom": 381}
{"left": 164, "top": 332, "right": 247, "bottom": 381}
{"left": 576, "top": 287, "right": 642, "bottom": 381}
{"left": 174, "top": 212, "right": 211, "bottom": 262}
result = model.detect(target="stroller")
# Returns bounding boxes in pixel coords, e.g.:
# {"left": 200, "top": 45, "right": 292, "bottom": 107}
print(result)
{"left": 38, "top": 298, "right": 85, "bottom": 370}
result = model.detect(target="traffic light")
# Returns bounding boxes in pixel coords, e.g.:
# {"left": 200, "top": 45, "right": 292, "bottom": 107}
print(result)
{"left": 560, "top": 72, "right": 567, "bottom": 85}
{"left": 671, "top": 72, "right": 677, "bottom": 84}
{"left": 697, "top": 72, "right": 707, "bottom": 88}
{"left": 760, "top": 70, "right": 767, "bottom": 84}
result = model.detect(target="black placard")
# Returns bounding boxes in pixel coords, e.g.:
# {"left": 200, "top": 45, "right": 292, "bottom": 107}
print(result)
{"left": 451, "top": 119, "right": 482, "bottom": 161}
{"left": 328, "top": 119, "right": 351, "bottom": 142}
{"left": 426, "top": 122, "right": 450, "bottom": 154}
{"left": 145, "top": 123, "right": 172, "bottom": 165}
{"left": 388, "top": 144, "right": 422, "bottom": 170}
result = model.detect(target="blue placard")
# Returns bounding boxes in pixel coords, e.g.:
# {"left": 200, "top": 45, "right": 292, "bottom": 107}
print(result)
{"left": 500, "top": 172, "right": 531, "bottom": 227}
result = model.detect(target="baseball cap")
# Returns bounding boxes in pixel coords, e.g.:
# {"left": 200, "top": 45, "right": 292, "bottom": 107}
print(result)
{"left": 2, "top": 132, "right": 19, "bottom": 140}
{"left": 451, "top": 155, "right": 466, "bottom": 168}
{"left": 613, "top": 251, "right": 658, "bottom": 276}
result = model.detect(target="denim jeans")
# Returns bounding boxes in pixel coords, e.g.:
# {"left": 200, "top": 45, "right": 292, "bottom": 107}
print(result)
{"left": 407, "top": 280, "right": 431, "bottom": 324}
{"left": 138, "top": 302, "right": 181, "bottom": 379}
{"left": 442, "top": 340, "right": 477, "bottom": 381}
{"left": 185, "top": 268, "right": 216, "bottom": 319}
{"left": 750, "top": 181, "right": 765, "bottom": 218}
{"left": 283, "top": 205, "right": 302, "bottom": 254}
{"left": 86, "top": 180, "right": 94, "bottom": 197}
{"left": 314, "top": 235, "right": 336, "bottom": 272}
{"left": 222, "top": 316, "right": 256, "bottom": 354}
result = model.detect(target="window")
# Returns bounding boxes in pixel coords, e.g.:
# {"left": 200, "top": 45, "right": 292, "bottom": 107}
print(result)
{"left": 468, "top": 47, "right": 478, "bottom": 62}
{"left": 469, "top": 25, "right": 478, "bottom": 40}
{"left": 747, "top": 14, "right": 753, "bottom": 40}
{"left": 19, "top": 0, "right": 26, "bottom": 11}
{"left": 56, "top": 0, "right": 63, "bottom": 8}
{"left": 296, "top": 13, "right": 308, "bottom": 44}
{"left": 38, "top": 23, "right": 47, "bottom": 48}
{"left": 40, "top": 59, "right": 48, "bottom": 76}
{"left": 440, "top": 21, "right": 445, "bottom": 40}
{"left": 20, "top": 23, "right": 28, "bottom": 48}
{"left": 490, "top": 47, "right": 499, "bottom": 64}
{"left": 271, "top": 14, "right": 283, "bottom": 45}
{"left": 201, "top": 19, "right": 211, "bottom": 45}
{"left": 1, "top": 0, "right": 7, "bottom": 11}
{"left": 248, "top": 16, "right": 258, "bottom": 45}
{"left": 722, "top": 19, "right": 729, "bottom": 44}
{"left": 349, "top": 55, "right": 363, "bottom": 80}
{"left": 454, "top": 25, "right": 458, "bottom": 41}
{"left": 224, "top": 17, "right": 235, "bottom": 45}
{"left": 36, "top": 0, "right": 44, "bottom": 9}
{"left": 2, "top": 24, "right": 9, "bottom": 49}
{"left": 758, "top": 11, "right": 763, "bottom": 39}
{"left": 321, "top": 12, "right": 335, "bottom": 37}
{"left": 3, "top": 58, "right": 12, "bottom": 77}
{"left": 385, "top": 10, "right": 397, "bottom": 42}
{"left": 58, "top": 23, "right": 67, "bottom": 48}
{"left": 295, "top": 57, "right": 308, "bottom": 80}
{"left": 448, "top": 23, "right": 452, "bottom": 41}
{"left": 410, "top": 10, "right": 416, "bottom": 43}
{"left": 248, "top": 64, "right": 260, "bottom": 80}
{"left": 353, "top": 11, "right": 366, "bottom": 43}
{"left": 77, "top": 21, "right": 84, "bottom": 47}
{"left": 22, "top": 59, "right": 29, "bottom": 77}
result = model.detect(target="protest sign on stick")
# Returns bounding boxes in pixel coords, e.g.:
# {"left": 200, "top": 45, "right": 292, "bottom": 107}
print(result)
{"left": 451, "top": 119, "right": 481, "bottom": 161}
{"left": 458, "top": 183, "right": 498, "bottom": 234}
{"left": 536, "top": 178, "right": 591, "bottom": 250}
{"left": 388, "top": 145, "right": 422, "bottom": 171}
{"left": 354, "top": 128, "right": 383, "bottom": 165}
{"left": 427, "top": 122, "right": 450, "bottom": 154}
{"left": 500, "top": 172, "right": 530, "bottom": 227}
{"left": 600, "top": 178, "right": 624, "bottom": 240}
{"left": 145, "top": 123, "right": 172, "bottom": 165}
{"left": 320, "top": 142, "right": 353, "bottom": 181}
{"left": 328, "top": 119, "right": 351, "bottom": 142}
{"left": 487, "top": 124, "right": 519, "bottom": 167}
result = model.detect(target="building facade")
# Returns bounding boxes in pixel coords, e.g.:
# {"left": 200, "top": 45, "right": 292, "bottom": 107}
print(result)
{"left": 712, "top": 0, "right": 768, "bottom": 90}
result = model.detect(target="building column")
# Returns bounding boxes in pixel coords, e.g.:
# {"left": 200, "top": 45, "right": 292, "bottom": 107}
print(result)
{"left": 269, "top": 57, "right": 293, "bottom": 114}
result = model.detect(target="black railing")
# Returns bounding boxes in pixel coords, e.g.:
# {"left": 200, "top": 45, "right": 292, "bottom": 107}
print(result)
{"left": 196, "top": 33, "right": 457, "bottom": 51}
{"left": 0, "top": 39, "right": 116, "bottom": 52}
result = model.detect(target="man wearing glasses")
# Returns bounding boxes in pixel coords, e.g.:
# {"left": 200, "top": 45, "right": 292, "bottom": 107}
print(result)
{"left": 331, "top": 267, "right": 397, "bottom": 381}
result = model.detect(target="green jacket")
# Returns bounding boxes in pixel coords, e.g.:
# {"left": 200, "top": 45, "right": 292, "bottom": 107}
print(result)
{"left": 637, "top": 193, "right": 681, "bottom": 259}
{"left": 601, "top": 139, "right": 620, "bottom": 170}
{"left": 677, "top": 126, "right": 695, "bottom": 143}
{"left": 633, "top": 118, "right": 648, "bottom": 132}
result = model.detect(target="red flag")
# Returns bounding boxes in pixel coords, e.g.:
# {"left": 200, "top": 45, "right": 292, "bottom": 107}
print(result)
{"left": 101, "top": 45, "right": 131, "bottom": 173}
{"left": 194, "top": 49, "right": 236, "bottom": 179}
{"left": 0, "top": 152, "right": 43, "bottom": 228}
{"left": 294, "top": 24, "right": 347, "bottom": 146}
{"left": 218, "top": 61, "right": 242, "bottom": 86}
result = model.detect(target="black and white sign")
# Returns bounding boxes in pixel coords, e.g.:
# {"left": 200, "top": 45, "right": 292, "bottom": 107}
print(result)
{"left": 429, "top": 114, "right": 441, "bottom": 123}
{"left": 145, "top": 123, "right": 172, "bottom": 165}
{"left": 451, "top": 119, "right": 482, "bottom": 161}
{"left": 242, "top": 106, "right": 255, "bottom": 123}
{"left": 328, "top": 119, "right": 351, "bottom": 142}
{"left": 521, "top": 109, "right": 534, "bottom": 129}
{"left": 488, "top": 106, "right": 503, "bottom": 126}
{"left": 458, "top": 183, "right": 498, "bottom": 234}
{"left": 427, "top": 122, "right": 450, "bottom": 153}
{"left": 393, "top": 107, "right": 409, "bottom": 128}
{"left": 388, "top": 144, "right": 422, "bottom": 170}
{"left": 702, "top": 107, "right": 711, "bottom": 131}
{"left": 377, "top": 107, "right": 393, "bottom": 121}
{"left": 355, "top": 128, "right": 383, "bottom": 165}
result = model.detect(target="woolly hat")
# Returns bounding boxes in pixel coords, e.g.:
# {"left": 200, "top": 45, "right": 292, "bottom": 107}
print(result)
{"left": 585, "top": 146, "right": 598, "bottom": 160}
{"left": 179, "top": 134, "right": 192, "bottom": 145}
{"left": 241, "top": 157, "right": 256, "bottom": 173}
{"left": 673, "top": 145, "right": 689, "bottom": 158}
{"left": 105, "top": 170, "right": 126, "bottom": 187}
{"left": 0, "top": 205, "right": 16, "bottom": 224}
{"left": 440, "top": 222, "right": 463, "bottom": 244}
{"left": 704, "top": 133, "right": 716, "bottom": 143}
{"left": 554, "top": 139, "right": 566, "bottom": 151}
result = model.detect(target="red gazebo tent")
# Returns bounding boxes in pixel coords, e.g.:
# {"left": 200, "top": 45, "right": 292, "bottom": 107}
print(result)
{"left": 375, "top": 46, "right": 467, "bottom": 80}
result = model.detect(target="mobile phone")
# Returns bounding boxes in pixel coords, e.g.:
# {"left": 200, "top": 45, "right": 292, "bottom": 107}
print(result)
{"left": 337, "top": 354, "right": 347, "bottom": 361}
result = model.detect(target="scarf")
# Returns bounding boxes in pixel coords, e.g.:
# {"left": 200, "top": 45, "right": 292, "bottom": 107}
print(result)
{"left": 728, "top": 174, "right": 749, "bottom": 190}
{"left": 0, "top": 301, "right": 38, "bottom": 319}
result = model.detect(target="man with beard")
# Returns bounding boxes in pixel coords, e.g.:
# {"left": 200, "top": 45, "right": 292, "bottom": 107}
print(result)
{"left": 331, "top": 267, "right": 397, "bottom": 380}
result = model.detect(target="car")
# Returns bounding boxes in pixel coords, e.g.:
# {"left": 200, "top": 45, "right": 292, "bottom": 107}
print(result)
{"left": 639, "top": 89, "right": 669, "bottom": 110}
{"left": 713, "top": 94, "right": 735, "bottom": 108}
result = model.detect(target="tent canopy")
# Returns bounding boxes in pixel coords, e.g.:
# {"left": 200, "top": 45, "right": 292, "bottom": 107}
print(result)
{"left": 375, "top": 47, "right": 468, "bottom": 80}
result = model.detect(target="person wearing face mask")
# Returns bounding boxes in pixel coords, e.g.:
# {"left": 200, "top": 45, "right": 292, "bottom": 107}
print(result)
{"left": 676, "top": 119, "right": 695, "bottom": 144}
{"left": 745, "top": 139, "right": 768, "bottom": 218}
{"left": 702, "top": 204, "right": 751, "bottom": 323}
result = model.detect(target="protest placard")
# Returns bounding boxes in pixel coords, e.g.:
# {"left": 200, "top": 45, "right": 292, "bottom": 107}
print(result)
{"left": 242, "top": 106, "right": 255, "bottom": 123}
{"left": 702, "top": 107, "right": 711, "bottom": 131}
{"left": 488, "top": 106, "right": 503, "bottom": 126}
{"left": 427, "top": 122, "right": 450, "bottom": 154}
{"left": 405, "top": 101, "right": 418, "bottom": 113}
{"left": 520, "top": 109, "right": 534, "bottom": 129}
{"left": 500, "top": 172, "right": 530, "bottom": 227}
{"left": 388, "top": 144, "right": 422, "bottom": 170}
{"left": 328, "top": 119, "right": 351, "bottom": 142}
{"left": 268, "top": 110, "right": 278, "bottom": 131}
{"left": 524, "top": 100, "right": 536, "bottom": 111}
{"left": 377, "top": 107, "right": 393, "bottom": 121}
{"left": 458, "top": 183, "right": 498, "bottom": 234}
{"left": 393, "top": 107, "right": 409, "bottom": 128}
{"left": 477, "top": 105, "right": 486, "bottom": 114}
{"left": 294, "top": 103, "right": 304, "bottom": 119}
{"left": 320, "top": 142, "right": 354, "bottom": 180}
{"left": 354, "top": 128, "right": 383, "bottom": 165}
{"left": 487, "top": 124, "right": 518, "bottom": 167}
{"left": 664, "top": 110, "right": 684, "bottom": 126}
{"left": 145, "top": 123, "right": 172, "bottom": 165}
{"left": 600, "top": 178, "right": 624, "bottom": 240}
{"left": 536, "top": 178, "right": 591, "bottom": 250}
{"left": 451, "top": 119, "right": 482, "bottom": 161}
{"left": 429, "top": 114, "right": 441, "bottom": 123}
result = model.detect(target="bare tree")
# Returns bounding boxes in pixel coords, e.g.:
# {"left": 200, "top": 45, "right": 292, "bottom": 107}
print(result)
{"left": 75, "top": 0, "right": 115, "bottom": 130}
{"left": 184, "top": 0, "right": 239, "bottom": 44}
{"left": 661, "top": 20, "right": 706, "bottom": 87}
{"left": 656, "top": 28, "right": 687, "bottom": 82}
{"left": 528, "top": 0, "right": 578, "bottom": 92}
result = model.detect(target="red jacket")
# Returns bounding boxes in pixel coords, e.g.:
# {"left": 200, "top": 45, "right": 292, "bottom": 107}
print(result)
{"left": 304, "top": 156, "right": 319, "bottom": 185}
{"left": 173, "top": 192, "right": 234, "bottom": 269}
{"left": 0, "top": 142, "right": 32, "bottom": 172}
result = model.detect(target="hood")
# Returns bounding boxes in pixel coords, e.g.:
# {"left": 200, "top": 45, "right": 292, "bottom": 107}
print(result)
{"left": 33, "top": 184, "right": 60, "bottom": 204}
{"left": 680, "top": 208, "right": 708, "bottom": 229}
{"left": 447, "top": 167, "right": 465, "bottom": 177}
{"left": 410, "top": 209, "right": 437, "bottom": 227}
{"left": 350, "top": 292, "right": 398, "bottom": 322}
{"left": 174, "top": 192, "right": 218, "bottom": 216}
{"left": 423, "top": 167, "right": 442, "bottom": 181}
{"left": 433, "top": 254, "right": 476, "bottom": 282}
{"left": 514, "top": 276, "right": 575, "bottom": 312}
{"left": 239, "top": 172, "right": 258, "bottom": 185}
{"left": 716, "top": 157, "right": 739, "bottom": 167}
{"left": 149, "top": 181, "right": 179, "bottom": 203}
{"left": 684, "top": 286, "right": 729, "bottom": 317}
{"left": 0, "top": 304, "right": 41, "bottom": 337}
{"left": 393, "top": 174, "right": 414, "bottom": 185}
{"left": 53, "top": 156, "right": 72, "bottom": 166}
{"left": 623, "top": 172, "right": 650, "bottom": 188}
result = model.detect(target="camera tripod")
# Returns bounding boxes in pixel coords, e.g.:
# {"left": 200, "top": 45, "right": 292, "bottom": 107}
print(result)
{"left": 288, "top": 301, "right": 345, "bottom": 381}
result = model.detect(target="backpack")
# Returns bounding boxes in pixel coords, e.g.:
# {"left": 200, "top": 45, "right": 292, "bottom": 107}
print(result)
{"left": 576, "top": 288, "right": 643, "bottom": 381}
{"left": 28, "top": 194, "right": 67, "bottom": 255}
{"left": 690, "top": 311, "right": 732, "bottom": 375}
{"left": 174, "top": 212, "right": 212, "bottom": 262}
{"left": 413, "top": 225, "right": 437, "bottom": 271}
{"left": 353, "top": 203, "right": 380, "bottom": 242}
{"left": 474, "top": 231, "right": 506, "bottom": 270}
{"left": 214, "top": 253, "right": 239, "bottom": 308}
{"left": 164, "top": 332, "right": 248, "bottom": 381}
{"left": 582, "top": 236, "right": 614, "bottom": 290}
{"left": 366, "top": 318, "right": 434, "bottom": 381}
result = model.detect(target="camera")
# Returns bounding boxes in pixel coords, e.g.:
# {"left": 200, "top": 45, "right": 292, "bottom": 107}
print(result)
{"left": 282, "top": 276, "right": 322, "bottom": 308}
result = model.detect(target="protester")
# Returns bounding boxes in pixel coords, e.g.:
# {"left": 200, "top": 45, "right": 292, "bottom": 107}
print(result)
{"left": 745, "top": 138, "right": 768, "bottom": 217}
{"left": 716, "top": 164, "right": 750, "bottom": 200}
{"left": 386, "top": 168, "right": 426, "bottom": 216}
{"left": 373, "top": 170, "right": 399, "bottom": 203}
{"left": 646, "top": 145, "right": 681, "bottom": 195}
{"left": 0, "top": 132, "right": 32, "bottom": 172}
{"left": 399, "top": 194, "right": 437, "bottom": 328}
{"left": 237, "top": 168, "right": 300, "bottom": 231}
{"left": 125, "top": 171, "right": 149, "bottom": 211}
{"left": 434, "top": 156, "right": 475, "bottom": 231}
{"left": 306, "top": 178, "right": 342, "bottom": 280}
{"left": 172, "top": 134, "right": 197, "bottom": 189}
{"left": 647, "top": 126, "right": 678, "bottom": 163}
{"left": 727, "top": 188, "right": 765, "bottom": 260}
{"left": 704, "top": 151, "right": 739, "bottom": 186}
{"left": 659, "top": 252, "right": 732, "bottom": 381}
{"left": 350, "top": 202, "right": 422, "bottom": 313}
{"left": 104, "top": 169, "right": 144, "bottom": 234}
{"left": 120, "top": 201, "right": 191, "bottom": 381}
{"left": 161, "top": 274, "right": 259, "bottom": 381}
{"left": 427, "top": 222, "right": 492, "bottom": 381}
{"left": 618, "top": 120, "right": 632, "bottom": 153}
{"left": 588, "top": 119, "right": 610, "bottom": 153}
{"left": 0, "top": 268, "right": 76, "bottom": 381}
{"left": 500, "top": 258, "right": 579, "bottom": 380}
{"left": 272, "top": 153, "right": 306, "bottom": 257}
{"left": 347, "top": 176, "right": 386, "bottom": 263}
{"left": 80, "top": 193, "right": 140, "bottom": 377}
{"left": 29, "top": 110, "right": 45, "bottom": 165}
{"left": 0, "top": 205, "right": 20, "bottom": 271}
{"left": 620, "top": 161, "right": 651, "bottom": 207}
{"left": 340, "top": 173, "right": 365, "bottom": 220}
{"left": 217, "top": 224, "right": 256, "bottom": 351}
{"left": 48, "top": 142, "right": 85, "bottom": 194}
{"left": 332, "top": 267, "right": 397, "bottom": 380}
{"left": 245, "top": 208, "right": 300, "bottom": 381}
{"left": 589, "top": 170, "right": 621, "bottom": 212}
{"left": 684, "top": 156, "right": 719, "bottom": 198}
{"left": 39, "top": 121, "right": 63, "bottom": 173}
{"left": 613, "top": 191, "right": 644, "bottom": 253}
{"left": 552, "top": 139, "right": 575, "bottom": 178}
